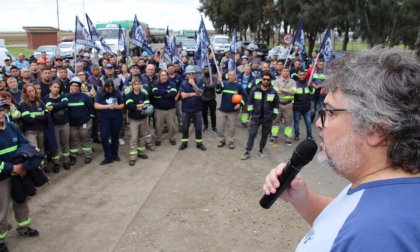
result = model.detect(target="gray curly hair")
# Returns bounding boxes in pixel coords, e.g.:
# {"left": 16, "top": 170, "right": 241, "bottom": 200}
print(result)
{"left": 325, "top": 46, "right": 420, "bottom": 173}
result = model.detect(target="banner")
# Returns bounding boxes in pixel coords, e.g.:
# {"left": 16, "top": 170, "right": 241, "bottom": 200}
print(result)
{"left": 318, "top": 26, "right": 333, "bottom": 62}
{"left": 74, "top": 16, "right": 95, "bottom": 48}
{"left": 293, "top": 19, "right": 305, "bottom": 58}
{"left": 194, "top": 16, "right": 211, "bottom": 69}
{"left": 171, "top": 35, "right": 182, "bottom": 65}
{"left": 163, "top": 26, "right": 172, "bottom": 62}
{"left": 130, "top": 15, "right": 154, "bottom": 56}
{"left": 228, "top": 28, "right": 237, "bottom": 71}
{"left": 118, "top": 25, "right": 127, "bottom": 53}
{"left": 85, "top": 14, "right": 113, "bottom": 54}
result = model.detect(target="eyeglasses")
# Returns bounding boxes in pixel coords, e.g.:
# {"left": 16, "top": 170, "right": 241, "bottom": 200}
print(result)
{"left": 262, "top": 78, "right": 271, "bottom": 82}
{"left": 318, "top": 106, "right": 348, "bottom": 128}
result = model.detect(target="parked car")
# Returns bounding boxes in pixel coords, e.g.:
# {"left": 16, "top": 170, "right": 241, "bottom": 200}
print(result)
{"left": 210, "top": 34, "right": 231, "bottom": 56}
{"left": 0, "top": 47, "right": 15, "bottom": 66}
{"left": 235, "top": 41, "right": 253, "bottom": 51}
{"left": 180, "top": 38, "right": 197, "bottom": 57}
{"left": 58, "top": 42, "right": 85, "bottom": 59}
{"left": 34, "top": 45, "right": 61, "bottom": 60}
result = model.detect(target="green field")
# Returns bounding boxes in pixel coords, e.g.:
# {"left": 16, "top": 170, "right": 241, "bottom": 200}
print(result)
{"left": 8, "top": 47, "right": 34, "bottom": 58}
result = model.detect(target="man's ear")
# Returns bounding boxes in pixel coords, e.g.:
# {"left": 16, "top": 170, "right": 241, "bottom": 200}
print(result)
{"left": 367, "top": 132, "right": 387, "bottom": 147}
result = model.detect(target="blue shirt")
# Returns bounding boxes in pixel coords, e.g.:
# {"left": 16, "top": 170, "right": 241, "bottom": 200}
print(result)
{"left": 94, "top": 91, "right": 123, "bottom": 122}
{"left": 297, "top": 178, "right": 420, "bottom": 251}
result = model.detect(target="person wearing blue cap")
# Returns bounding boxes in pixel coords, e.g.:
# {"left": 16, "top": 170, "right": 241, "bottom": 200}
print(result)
{"left": 0, "top": 100, "right": 40, "bottom": 252}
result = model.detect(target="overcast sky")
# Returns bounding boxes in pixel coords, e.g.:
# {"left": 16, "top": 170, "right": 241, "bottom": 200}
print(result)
{"left": 0, "top": 0, "right": 214, "bottom": 32}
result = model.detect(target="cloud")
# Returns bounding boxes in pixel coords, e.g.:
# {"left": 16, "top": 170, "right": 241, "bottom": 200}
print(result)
{"left": 0, "top": 0, "right": 213, "bottom": 32}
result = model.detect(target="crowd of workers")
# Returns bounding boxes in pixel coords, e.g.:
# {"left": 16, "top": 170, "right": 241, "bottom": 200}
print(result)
{"left": 0, "top": 44, "right": 327, "bottom": 251}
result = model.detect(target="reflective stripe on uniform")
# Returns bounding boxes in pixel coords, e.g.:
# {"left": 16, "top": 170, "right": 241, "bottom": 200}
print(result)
{"left": 222, "top": 90, "right": 237, "bottom": 94}
{"left": 17, "top": 218, "right": 31, "bottom": 227}
{"left": 125, "top": 99, "right": 133, "bottom": 105}
{"left": 241, "top": 113, "right": 249, "bottom": 123}
{"left": 284, "top": 127, "right": 293, "bottom": 137}
{"left": 271, "top": 125, "right": 280, "bottom": 136}
{"left": 68, "top": 102, "right": 85, "bottom": 107}
{"left": 0, "top": 145, "right": 18, "bottom": 155}
{"left": 247, "top": 105, "right": 254, "bottom": 111}
{"left": 0, "top": 231, "right": 8, "bottom": 239}
{"left": 267, "top": 93, "right": 275, "bottom": 101}
{"left": 195, "top": 139, "right": 202, "bottom": 143}
{"left": 254, "top": 92, "right": 262, "bottom": 100}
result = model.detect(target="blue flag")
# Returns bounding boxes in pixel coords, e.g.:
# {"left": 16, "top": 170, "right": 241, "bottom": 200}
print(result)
{"left": 130, "top": 15, "right": 154, "bottom": 56}
{"left": 74, "top": 16, "right": 95, "bottom": 48}
{"left": 228, "top": 28, "right": 237, "bottom": 71}
{"left": 118, "top": 25, "right": 127, "bottom": 53}
{"left": 318, "top": 26, "right": 333, "bottom": 63}
{"left": 194, "top": 16, "right": 211, "bottom": 69}
{"left": 171, "top": 35, "right": 182, "bottom": 65}
{"left": 85, "top": 14, "right": 113, "bottom": 54}
{"left": 163, "top": 26, "right": 172, "bottom": 62}
{"left": 293, "top": 19, "right": 305, "bottom": 58}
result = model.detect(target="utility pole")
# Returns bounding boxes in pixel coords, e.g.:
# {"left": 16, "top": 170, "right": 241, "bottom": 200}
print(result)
{"left": 56, "top": 0, "right": 60, "bottom": 30}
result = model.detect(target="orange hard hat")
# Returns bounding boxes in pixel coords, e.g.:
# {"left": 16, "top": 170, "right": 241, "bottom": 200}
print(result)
{"left": 232, "top": 94, "right": 243, "bottom": 104}
{"left": 37, "top": 58, "right": 46, "bottom": 64}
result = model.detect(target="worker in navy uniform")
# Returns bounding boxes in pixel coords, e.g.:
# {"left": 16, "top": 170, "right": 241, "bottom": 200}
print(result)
{"left": 66, "top": 77, "right": 94, "bottom": 165}
{"left": 178, "top": 66, "right": 207, "bottom": 151}
{"left": 94, "top": 79, "right": 124, "bottom": 165}
{"left": 125, "top": 79, "right": 153, "bottom": 166}
{"left": 0, "top": 101, "right": 39, "bottom": 252}
{"left": 241, "top": 71, "right": 279, "bottom": 160}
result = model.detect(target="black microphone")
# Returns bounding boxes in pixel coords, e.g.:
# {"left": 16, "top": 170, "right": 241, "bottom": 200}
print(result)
{"left": 260, "top": 139, "right": 318, "bottom": 209}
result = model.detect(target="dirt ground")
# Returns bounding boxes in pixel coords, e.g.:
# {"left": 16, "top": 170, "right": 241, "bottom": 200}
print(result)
{"left": 5, "top": 117, "right": 347, "bottom": 252}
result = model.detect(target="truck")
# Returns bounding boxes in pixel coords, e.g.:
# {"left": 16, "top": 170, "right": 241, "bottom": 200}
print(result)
{"left": 95, "top": 20, "right": 134, "bottom": 53}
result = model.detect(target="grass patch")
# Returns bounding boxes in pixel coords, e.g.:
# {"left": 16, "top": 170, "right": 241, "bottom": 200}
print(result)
{"left": 8, "top": 47, "right": 34, "bottom": 58}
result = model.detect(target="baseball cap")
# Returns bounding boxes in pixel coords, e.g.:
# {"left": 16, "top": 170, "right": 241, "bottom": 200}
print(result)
{"left": 4, "top": 57, "right": 11, "bottom": 62}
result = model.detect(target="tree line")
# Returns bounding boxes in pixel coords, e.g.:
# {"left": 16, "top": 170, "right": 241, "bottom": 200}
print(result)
{"left": 198, "top": 0, "right": 420, "bottom": 55}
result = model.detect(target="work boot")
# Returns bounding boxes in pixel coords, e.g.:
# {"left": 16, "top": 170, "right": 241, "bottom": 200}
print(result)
{"left": 0, "top": 242, "right": 8, "bottom": 252}
{"left": 129, "top": 160, "right": 136, "bottom": 166}
{"left": 179, "top": 142, "right": 188, "bottom": 150}
{"left": 241, "top": 151, "right": 250, "bottom": 160}
{"left": 268, "top": 136, "right": 277, "bottom": 144}
{"left": 137, "top": 153, "right": 148, "bottom": 159}
{"left": 63, "top": 162, "right": 71, "bottom": 170}
{"left": 69, "top": 157, "right": 76, "bottom": 165}
{"left": 17, "top": 227, "right": 39, "bottom": 237}
{"left": 217, "top": 141, "right": 225, "bottom": 148}
{"left": 52, "top": 164, "right": 60, "bottom": 173}
{"left": 84, "top": 157, "right": 92, "bottom": 164}
{"left": 196, "top": 143, "right": 207, "bottom": 151}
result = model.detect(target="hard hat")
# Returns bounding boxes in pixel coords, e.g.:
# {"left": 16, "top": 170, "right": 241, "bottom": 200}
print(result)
{"left": 70, "top": 77, "right": 82, "bottom": 86}
{"left": 141, "top": 51, "right": 150, "bottom": 57}
{"left": 185, "top": 65, "right": 196, "bottom": 74}
{"left": 37, "top": 58, "right": 46, "bottom": 64}
{"left": 142, "top": 104, "right": 154, "bottom": 116}
{"left": 231, "top": 93, "right": 243, "bottom": 104}
{"left": 181, "top": 50, "right": 188, "bottom": 56}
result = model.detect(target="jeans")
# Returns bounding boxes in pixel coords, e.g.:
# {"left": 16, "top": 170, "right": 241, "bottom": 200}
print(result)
{"left": 182, "top": 111, "right": 203, "bottom": 142}
{"left": 310, "top": 92, "right": 325, "bottom": 122}
{"left": 245, "top": 120, "right": 272, "bottom": 152}
{"left": 202, "top": 99, "right": 217, "bottom": 129}
{"left": 100, "top": 119, "right": 122, "bottom": 161}
{"left": 293, "top": 110, "right": 312, "bottom": 138}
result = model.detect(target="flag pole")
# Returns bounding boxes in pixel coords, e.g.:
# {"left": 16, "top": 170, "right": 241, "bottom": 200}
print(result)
{"left": 208, "top": 45, "right": 222, "bottom": 77}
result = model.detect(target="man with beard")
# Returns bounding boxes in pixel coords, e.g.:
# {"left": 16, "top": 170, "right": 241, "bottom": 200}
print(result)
{"left": 29, "top": 61, "right": 40, "bottom": 82}
{"left": 262, "top": 48, "right": 420, "bottom": 250}
{"left": 200, "top": 65, "right": 220, "bottom": 132}
{"left": 241, "top": 71, "right": 279, "bottom": 160}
